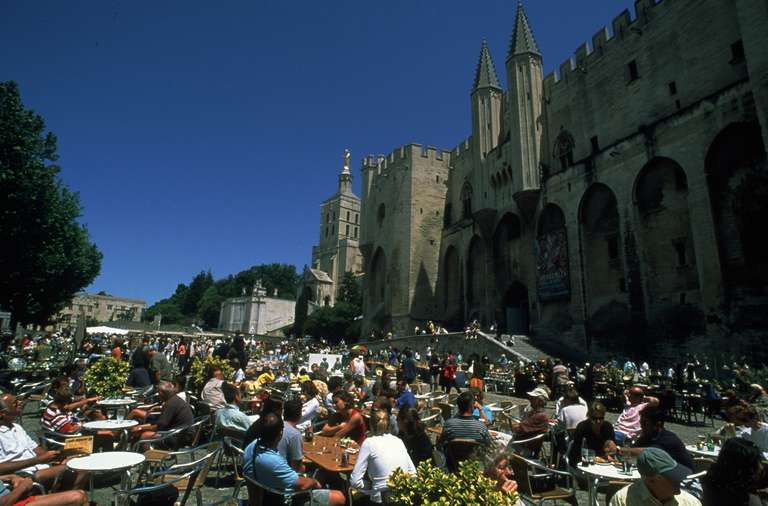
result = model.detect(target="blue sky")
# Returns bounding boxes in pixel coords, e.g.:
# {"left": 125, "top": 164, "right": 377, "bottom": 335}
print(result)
{"left": 1, "top": 0, "right": 636, "bottom": 304}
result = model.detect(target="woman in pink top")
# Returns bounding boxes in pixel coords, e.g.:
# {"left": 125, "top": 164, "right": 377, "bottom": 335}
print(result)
{"left": 614, "top": 387, "right": 659, "bottom": 445}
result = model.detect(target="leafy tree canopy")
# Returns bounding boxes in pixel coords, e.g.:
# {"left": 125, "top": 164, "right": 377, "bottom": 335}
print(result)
{"left": 146, "top": 263, "right": 299, "bottom": 328}
{"left": 0, "top": 81, "right": 102, "bottom": 326}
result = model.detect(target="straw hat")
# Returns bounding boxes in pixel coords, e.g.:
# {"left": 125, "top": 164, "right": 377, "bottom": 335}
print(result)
{"left": 527, "top": 387, "right": 550, "bottom": 401}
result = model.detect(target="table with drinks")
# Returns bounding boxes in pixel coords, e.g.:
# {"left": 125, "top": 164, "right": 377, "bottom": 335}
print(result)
{"left": 302, "top": 434, "right": 358, "bottom": 473}
{"left": 577, "top": 446, "right": 638, "bottom": 506}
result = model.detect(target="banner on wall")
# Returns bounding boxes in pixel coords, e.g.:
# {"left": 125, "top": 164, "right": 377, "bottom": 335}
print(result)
{"left": 535, "top": 228, "right": 570, "bottom": 301}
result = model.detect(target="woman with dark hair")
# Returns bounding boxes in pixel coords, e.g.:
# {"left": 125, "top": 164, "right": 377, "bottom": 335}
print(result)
{"left": 297, "top": 380, "right": 320, "bottom": 431}
{"left": 702, "top": 438, "right": 764, "bottom": 506}
{"left": 396, "top": 407, "right": 433, "bottom": 464}
{"left": 320, "top": 391, "right": 366, "bottom": 444}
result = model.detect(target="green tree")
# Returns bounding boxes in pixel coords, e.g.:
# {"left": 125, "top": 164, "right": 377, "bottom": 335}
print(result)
{"left": 146, "top": 283, "right": 188, "bottom": 324}
{"left": 337, "top": 272, "right": 362, "bottom": 313}
{"left": 182, "top": 270, "right": 213, "bottom": 316}
{"left": 304, "top": 302, "right": 360, "bottom": 343}
{"left": 0, "top": 81, "right": 102, "bottom": 326}
{"left": 197, "top": 284, "right": 224, "bottom": 329}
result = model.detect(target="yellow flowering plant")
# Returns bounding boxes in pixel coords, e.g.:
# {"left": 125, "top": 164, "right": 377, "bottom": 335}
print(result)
{"left": 82, "top": 357, "right": 129, "bottom": 398}
{"left": 388, "top": 460, "right": 519, "bottom": 505}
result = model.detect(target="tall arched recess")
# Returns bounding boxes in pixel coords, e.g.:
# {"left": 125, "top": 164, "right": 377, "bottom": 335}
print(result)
{"left": 368, "top": 247, "right": 387, "bottom": 307}
{"left": 634, "top": 157, "right": 700, "bottom": 313}
{"left": 442, "top": 246, "right": 462, "bottom": 328}
{"left": 466, "top": 236, "right": 487, "bottom": 322}
{"left": 535, "top": 204, "right": 572, "bottom": 335}
{"left": 579, "top": 183, "right": 629, "bottom": 339}
{"left": 493, "top": 213, "right": 522, "bottom": 286}
{"left": 705, "top": 122, "right": 768, "bottom": 304}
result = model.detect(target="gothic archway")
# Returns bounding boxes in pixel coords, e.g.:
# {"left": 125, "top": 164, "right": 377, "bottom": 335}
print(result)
{"left": 493, "top": 213, "right": 522, "bottom": 286}
{"left": 442, "top": 246, "right": 462, "bottom": 326}
{"left": 369, "top": 247, "right": 387, "bottom": 306}
{"left": 466, "top": 236, "right": 486, "bottom": 315}
{"left": 502, "top": 282, "right": 529, "bottom": 334}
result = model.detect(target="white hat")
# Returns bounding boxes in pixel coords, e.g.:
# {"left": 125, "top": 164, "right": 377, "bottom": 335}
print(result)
{"left": 527, "top": 387, "right": 550, "bottom": 401}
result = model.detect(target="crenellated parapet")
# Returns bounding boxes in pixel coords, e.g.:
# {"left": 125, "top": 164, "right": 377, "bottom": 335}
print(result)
{"left": 543, "top": 0, "right": 666, "bottom": 90}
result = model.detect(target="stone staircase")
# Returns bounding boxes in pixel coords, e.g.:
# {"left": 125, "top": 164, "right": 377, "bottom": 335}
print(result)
{"left": 476, "top": 331, "right": 552, "bottom": 362}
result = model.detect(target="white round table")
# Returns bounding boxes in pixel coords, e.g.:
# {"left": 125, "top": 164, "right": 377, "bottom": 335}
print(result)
{"left": 578, "top": 462, "right": 639, "bottom": 506}
{"left": 83, "top": 420, "right": 138, "bottom": 431}
{"left": 97, "top": 399, "right": 136, "bottom": 407}
{"left": 67, "top": 451, "right": 145, "bottom": 472}
{"left": 68, "top": 451, "right": 146, "bottom": 502}
{"left": 685, "top": 444, "right": 720, "bottom": 458}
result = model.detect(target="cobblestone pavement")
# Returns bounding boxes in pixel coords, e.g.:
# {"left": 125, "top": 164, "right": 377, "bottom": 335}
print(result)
{"left": 80, "top": 390, "right": 715, "bottom": 505}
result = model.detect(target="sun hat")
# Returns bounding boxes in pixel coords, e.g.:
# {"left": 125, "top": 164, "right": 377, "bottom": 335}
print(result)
{"left": 637, "top": 448, "right": 691, "bottom": 483}
{"left": 527, "top": 387, "right": 550, "bottom": 401}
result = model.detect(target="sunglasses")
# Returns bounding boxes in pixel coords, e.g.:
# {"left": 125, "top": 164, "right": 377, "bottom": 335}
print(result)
{"left": 591, "top": 416, "right": 605, "bottom": 421}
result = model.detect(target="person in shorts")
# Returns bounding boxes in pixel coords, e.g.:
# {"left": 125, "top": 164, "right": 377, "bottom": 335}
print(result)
{"left": 244, "top": 413, "right": 345, "bottom": 506}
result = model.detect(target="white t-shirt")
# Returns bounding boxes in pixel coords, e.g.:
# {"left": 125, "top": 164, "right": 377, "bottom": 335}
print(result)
{"left": 297, "top": 397, "right": 320, "bottom": 431}
{"left": 0, "top": 423, "right": 48, "bottom": 474}
{"left": 351, "top": 434, "right": 415, "bottom": 495}
{"left": 557, "top": 404, "right": 589, "bottom": 430}
{"left": 743, "top": 423, "right": 768, "bottom": 451}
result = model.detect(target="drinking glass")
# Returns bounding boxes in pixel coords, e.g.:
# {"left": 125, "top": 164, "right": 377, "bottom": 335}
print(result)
{"left": 116, "top": 407, "right": 125, "bottom": 422}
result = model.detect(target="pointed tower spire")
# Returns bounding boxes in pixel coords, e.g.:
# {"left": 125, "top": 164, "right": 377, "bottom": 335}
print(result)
{"left": 473, "top": 40, "right": 501, "bottom": 91}
{"left": 338, "top": 148, "right": 353, "bottom": 194}
{"left": 508, "top": 1, "right": 541, "bottom": 59}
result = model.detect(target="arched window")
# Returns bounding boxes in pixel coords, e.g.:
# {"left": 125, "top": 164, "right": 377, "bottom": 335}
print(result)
{"left": 553, "top": 127, "right": 575, "bottom": 172}
{"left": 377, "top": 204, "right": 386, "bottom": 227}
{"left": 461, "top": 183, "right": 473, "bottom": 219}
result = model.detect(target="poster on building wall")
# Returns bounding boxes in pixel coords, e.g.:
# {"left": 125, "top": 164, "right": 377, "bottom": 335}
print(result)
{"left": 535, "top": 228, "right": 570, "bottom": 301}
{"left": 308, "top": 353, "right": 344, "bottom": 372}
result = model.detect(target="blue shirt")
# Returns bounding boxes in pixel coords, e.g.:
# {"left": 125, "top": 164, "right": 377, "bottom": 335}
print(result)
{"left": 396, "top": 390, "right": 416, "bottom": 409}
{"left": 243, "top": 440, "right": 298, "bottom": 492}
{"left": 215, "top": 404, "right": 253, "bottom": 434}
{"left": 277, "top": 422, "right": 303, "bottom": 463}
{"left": 472, "top": 406, "right": 493, "bottom": 423}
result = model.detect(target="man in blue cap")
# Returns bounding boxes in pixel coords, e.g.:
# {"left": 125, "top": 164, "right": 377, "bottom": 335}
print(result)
{"left": 609, "top": 448, "right": 701, "bottom": 505}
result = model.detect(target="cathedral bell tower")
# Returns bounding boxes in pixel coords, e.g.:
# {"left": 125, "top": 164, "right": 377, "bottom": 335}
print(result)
{"left": 506, "top": 1, "right": 544, "bottom": 193}
{"left": 471, "top": 40, "right": 503, "bottom": 159}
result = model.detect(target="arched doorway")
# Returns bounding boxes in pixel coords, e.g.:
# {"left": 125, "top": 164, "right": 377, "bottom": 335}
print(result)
{"left": 466, "top": 236, "right": 486, "bottom": 320}
{"left": 442, "top": 246, "right": 462, "bottom": 326}
{"left": 493, "top": 213, "right": 522, "bottom": 286}
{"left": 369, "top": 248, "right": 387, "bottom": 306}
{"left": 580, "top": 184, "right": 627, "bottom": 321}
{"left": 634, "top": 157, "right": 699, "bottom": 310}
{"left": 502, "top": 282, "right": 529, "bottom": 334}
{"left": 705, "top": 122, "right": 768, "bottom": 295}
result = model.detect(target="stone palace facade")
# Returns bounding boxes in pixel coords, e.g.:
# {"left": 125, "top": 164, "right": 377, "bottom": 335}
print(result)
{"left": 358, "top": 0, "right": 768, "bottom": 355}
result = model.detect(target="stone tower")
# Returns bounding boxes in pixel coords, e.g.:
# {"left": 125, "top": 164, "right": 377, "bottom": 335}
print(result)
{"left": 506, "top": 1, "right": 543, "bottom": 192}
{"left": 471, "top": 40, "right": 503, "bottom": 159}
{"left": 309, "top": 150, "right": 363, "bottom": 306}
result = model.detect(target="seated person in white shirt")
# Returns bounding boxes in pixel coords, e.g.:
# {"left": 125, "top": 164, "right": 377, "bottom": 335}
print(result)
{"left": 0, "top": 394, "right": 89, "bottom": 492}
{"left": 351, "top": 410, "right": 416, "bottom": 502}
{"left": 554, "top": 384, "right": 587, "bottom": 416}
{"left": 732, "top": 405, "right": 768, "bottom": 451}
{"left": 557, "top": 388, "right": 589, "bottom": 431}
{"left": 297, "top": 381, "right": 321, "bottom": 431}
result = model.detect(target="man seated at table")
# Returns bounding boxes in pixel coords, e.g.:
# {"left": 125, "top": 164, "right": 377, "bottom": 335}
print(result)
{"left": 201, "top": 367, "right": 227, "bottom": 410}
{"left": 556, "top": 388, "right": 588, "bottom": 431}
{"left": 0, "top": 394, "right": 89, "bottom": 493}
{"left": 568, "top": 401, "right": 617, "bottom": 468}
{"left": 437, "top": 391, "right": 492, "bottom": 449}
{"left": 243, "top": 413, "right": 345, "bottom": 506}
{"left": 215, "top": 382, "right": 253, "bottom": 435}
{"left": 722, "top": 404, "right": 768, "bottom": 451}
{"left": 510, "top": 387, "right": 551, "bottom": 438}
{"left": 0, "top": 475, "right": 87, "bottom": 506}
{"left": 471, "top": 388, "right": 493, "bottom": 427}
{"left": 619, "top": 405, "right": 693, "bottom": 471}
{"left": 614, "top": 387, "right": 659, "bottom": 445}
{"left": 279, "top": 399, "right": 304, "bottom": 472}
{"left": 609, "top": 448, "right": 700, "bottom": 506}
{"left": 131, "top": 381, "right": 194, "bottom": 449}
{"left": 395, "top": 379, "right": 416, "bottom": 410}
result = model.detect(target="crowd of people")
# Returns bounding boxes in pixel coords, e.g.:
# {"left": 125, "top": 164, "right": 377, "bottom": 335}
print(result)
{"left": 1, "top": 329, "right": 768, "bottom": 505}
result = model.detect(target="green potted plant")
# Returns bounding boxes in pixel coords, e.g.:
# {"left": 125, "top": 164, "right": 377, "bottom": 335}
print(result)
{"left": 388, "top": 460, "right": 519, "bottom": 505}
{"left": 82, "top": 357, "right": 129, "bottom": 398}
{"left": 188, "top": 356, "right": 233, "bottom": 393}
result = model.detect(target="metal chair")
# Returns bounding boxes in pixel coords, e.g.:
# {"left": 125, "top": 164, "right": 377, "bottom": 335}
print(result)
{"left": 436, "top": 402, "right": 453, "bottom": 422}
{"left": 444, "top": 438, "right": 481, "bottom": 473}
{"left": 152, "top": 442, "right": 220, "bottom": 506}
{"left": 508, "top": 453, "right": 577, "bottom": 505}
{"left": 239, "top": 473, "right": 311, "bottom": 506}
{"left": 115, "top": 467, "right": 200, "bottom": 506}
{"left": 507, "top": 432, "right": 548, "bottom": 460}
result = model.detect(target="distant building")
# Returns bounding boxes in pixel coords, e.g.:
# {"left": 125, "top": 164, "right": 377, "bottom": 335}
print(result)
{"left": 300, "top": 150, "right": 363, "bottom": 311}
{"left": 56, "top": 292, "right": 145, "bottom": 325}
{"left": 219, "top": 281, "right": 296, "bottom": 335}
